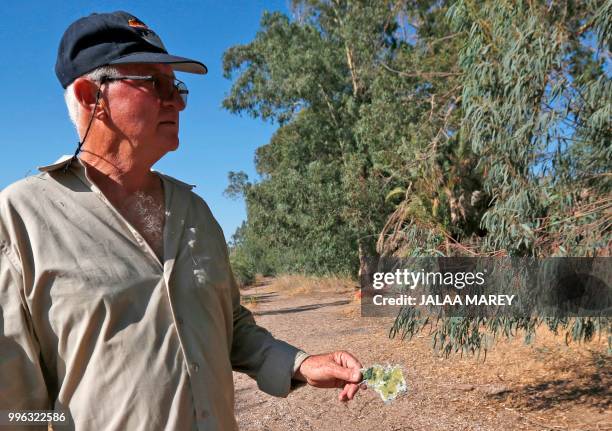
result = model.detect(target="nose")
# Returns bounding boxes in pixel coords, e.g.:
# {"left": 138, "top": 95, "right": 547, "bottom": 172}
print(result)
{"left": 162, "top": 86, "right": 186, "bottom": 111}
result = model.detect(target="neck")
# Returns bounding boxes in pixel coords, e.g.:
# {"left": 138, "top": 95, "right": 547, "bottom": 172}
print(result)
{"left": 79, "top": 144, "right": 160, "bottom": 197}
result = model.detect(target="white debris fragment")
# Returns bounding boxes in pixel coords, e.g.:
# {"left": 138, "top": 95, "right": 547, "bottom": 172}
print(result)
{"left": 193, "top": 269, "right": 206, "bottom": 284}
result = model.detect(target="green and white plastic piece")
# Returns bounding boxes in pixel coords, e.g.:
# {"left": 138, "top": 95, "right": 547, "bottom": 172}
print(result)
{"left": 361, "top": 364, "right": 407, "bottom": 402}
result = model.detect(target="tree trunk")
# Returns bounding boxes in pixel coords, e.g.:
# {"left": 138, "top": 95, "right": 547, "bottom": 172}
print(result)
{"left": 358, "top": 238, "right": 380, "bottom": 289}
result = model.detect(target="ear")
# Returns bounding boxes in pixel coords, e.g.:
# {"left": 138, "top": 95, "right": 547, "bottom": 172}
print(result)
{"left": 72, "top": 78, "right": 104, "bottom": 116}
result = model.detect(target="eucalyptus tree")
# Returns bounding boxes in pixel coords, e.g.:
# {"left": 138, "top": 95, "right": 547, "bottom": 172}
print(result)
{"left": 388, "top": 0, "right": 611, "bottom": 355}
{"left": 223, "top": 0, "right": 610, "bottom": 353}
{"left": 223, "top": 0, "right": 401, "bottom": 276}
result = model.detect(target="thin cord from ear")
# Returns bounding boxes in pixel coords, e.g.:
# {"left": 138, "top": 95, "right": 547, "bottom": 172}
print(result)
{"left": 63, "top": 86, "right": 103, "bottom": 173}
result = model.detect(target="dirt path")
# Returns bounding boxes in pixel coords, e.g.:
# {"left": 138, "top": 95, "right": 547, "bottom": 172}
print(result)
{"left": 233, "top": 280, "right": 611, "bottom": 431}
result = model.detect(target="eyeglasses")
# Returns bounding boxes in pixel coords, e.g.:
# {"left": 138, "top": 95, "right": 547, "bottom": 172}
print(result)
{"left": 100, "top": 74, "right": 189, "bottom": 106}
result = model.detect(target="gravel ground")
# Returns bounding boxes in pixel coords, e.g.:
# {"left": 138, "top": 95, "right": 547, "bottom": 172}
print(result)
{"left": 233, "top": 280, "right": 611, "bottom": 431}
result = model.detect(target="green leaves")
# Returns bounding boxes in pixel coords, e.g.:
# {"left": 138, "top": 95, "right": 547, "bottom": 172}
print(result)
{"left": 223, "top": 1, "right": 402, "bottom": 276}
{"left": 222, "top": 0, "right": 610, "bottom": 353}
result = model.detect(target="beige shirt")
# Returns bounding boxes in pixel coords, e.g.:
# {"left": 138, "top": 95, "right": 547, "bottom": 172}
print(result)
{"left": 0, "top": 156, "right": 309, "bottom": 431}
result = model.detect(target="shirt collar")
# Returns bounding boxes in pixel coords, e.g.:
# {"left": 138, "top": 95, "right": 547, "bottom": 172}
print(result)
{"left": 37, "top": 155, "right": 74, "bottom": 172}
{"left": 37, "top": 155, "right": 195, "bottom": 190}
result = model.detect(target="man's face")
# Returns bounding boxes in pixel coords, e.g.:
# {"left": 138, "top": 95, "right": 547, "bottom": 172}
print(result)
{"left": 101, "top": 63, "right": 186, "bottom": 161}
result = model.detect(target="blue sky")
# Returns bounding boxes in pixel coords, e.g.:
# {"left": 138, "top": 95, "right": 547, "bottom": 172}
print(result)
{"left": 0, "top": 1, "right": 289, "bottom": 240}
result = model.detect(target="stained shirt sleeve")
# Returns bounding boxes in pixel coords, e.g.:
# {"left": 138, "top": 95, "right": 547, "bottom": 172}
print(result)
{"left": 0, "top": 241, "right": 51, "bottom": 416}
{"left": 227, "top": 264, "right": 313, "bottom": 398}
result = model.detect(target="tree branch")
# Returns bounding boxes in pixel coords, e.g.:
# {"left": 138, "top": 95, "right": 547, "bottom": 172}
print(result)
{"left": 381, "top": 62, "right": 461, "bottom": 79}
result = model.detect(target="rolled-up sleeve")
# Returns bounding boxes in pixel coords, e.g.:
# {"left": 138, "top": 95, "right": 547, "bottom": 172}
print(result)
{"left": 0, "top": 240, "right": 50, "bottom": 413}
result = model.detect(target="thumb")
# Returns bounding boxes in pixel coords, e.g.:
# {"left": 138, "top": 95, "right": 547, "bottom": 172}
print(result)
{"left": 330, "top": 363, "right": 362, "bottom": 383}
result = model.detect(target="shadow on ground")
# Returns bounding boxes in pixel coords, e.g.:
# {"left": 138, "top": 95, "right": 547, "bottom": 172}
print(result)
{"left": 253, "top": 300, "right": 350, "bottom": 316}
{"left": 493, "top": 351, "right": 611, "bottom": 411}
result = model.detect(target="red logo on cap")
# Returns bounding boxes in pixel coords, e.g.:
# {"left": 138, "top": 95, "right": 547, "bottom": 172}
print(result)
{"left": 128, "top": 18, "right": 148, "bottom": 29}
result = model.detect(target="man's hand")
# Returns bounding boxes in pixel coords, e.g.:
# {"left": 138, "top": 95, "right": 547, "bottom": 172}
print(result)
{"left": 293, "top": 351, "right": 363, "bottom": 401}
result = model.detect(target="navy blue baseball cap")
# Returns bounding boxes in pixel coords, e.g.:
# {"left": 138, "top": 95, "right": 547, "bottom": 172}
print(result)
{"left": 55, "top": 11, "right": 207, "bottom": 88}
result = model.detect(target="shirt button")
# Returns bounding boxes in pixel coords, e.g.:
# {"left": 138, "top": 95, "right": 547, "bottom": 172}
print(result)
{"left": 192, "top": 362, "right": 200, "bottom": 373}
{"left": 201, "top": 410, "right": 209, "bottom": 419}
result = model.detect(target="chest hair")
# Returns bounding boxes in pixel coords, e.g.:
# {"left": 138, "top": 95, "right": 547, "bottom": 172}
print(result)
{"left": 120, "top": 191, "right": 165, "bottom": 261}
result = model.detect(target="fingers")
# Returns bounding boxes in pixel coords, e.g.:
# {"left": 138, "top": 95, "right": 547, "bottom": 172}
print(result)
{"left": 338, "top": 384, "right": 350, "bottom": 401}
{"left": 346, "top": 382, "right": 360, "bottom": 399}
{"left": 329, "top": 361, "right": 362, "bottom": 383}
{"left": 338, "top": 383, "right": 360, "bottom": 402}
{"left": 300, "top": 351, "right": 364, "bottom": 402}
{"left": 331, "top": 351, "right": 363, "bottom": 383}
{"left": 338, "top": 351, "right": 363, "bottom": 370}
{"left": 334, "top": 351, "right": 363, "bottom": 402}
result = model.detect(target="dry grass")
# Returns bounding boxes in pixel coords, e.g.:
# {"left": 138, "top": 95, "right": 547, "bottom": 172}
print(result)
{"left": 240, "top": 275, "right": 277, "bottom": 309}
{"left": 265, "top": 274, "right": 357, "bottom": 296}
{"left": 241, "top": 294, "right": 260, "bottom": 310}
{"left": 236, "top": 275, "right": 611, "bottom": 430}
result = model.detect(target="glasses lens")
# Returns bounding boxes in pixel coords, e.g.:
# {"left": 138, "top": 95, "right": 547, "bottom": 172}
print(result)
{"left": 176, "top": 81, "right": 188, "bottom": 105}
{"left": 154, "top": 76, "right": 188, "bottom": 106}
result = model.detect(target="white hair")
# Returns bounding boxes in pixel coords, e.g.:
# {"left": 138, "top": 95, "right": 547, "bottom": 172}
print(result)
{"left": 63, "top": 65, "right": 122, "bottom": 137}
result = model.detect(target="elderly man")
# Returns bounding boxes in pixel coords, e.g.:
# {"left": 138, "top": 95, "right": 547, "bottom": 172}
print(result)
{"left": 0, "top": 11, "right": 362, "bottom": 431}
